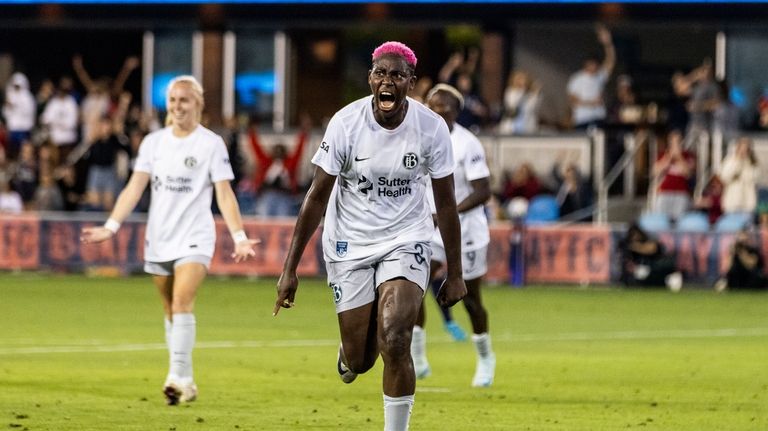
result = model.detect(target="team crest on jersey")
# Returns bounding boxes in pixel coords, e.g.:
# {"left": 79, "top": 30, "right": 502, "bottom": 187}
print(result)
{"left": 403, "top": 153, "right": 418, "bottom": 169}
{"left": 184, "top": 156, "right": 197, "bottom": 168}
{"left": 336, "top": 241, "right": 348, "bottom": 257}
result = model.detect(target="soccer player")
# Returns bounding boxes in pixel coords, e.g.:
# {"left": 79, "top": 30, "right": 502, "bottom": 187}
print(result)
{"left": 80, "top": 75, "right": 258, "bottom": 405}
{"left": 411, "top": 84, "right": 496, "bottom": 387}
{"left": 273, "top": 41, "right": 466, "bottom": 431}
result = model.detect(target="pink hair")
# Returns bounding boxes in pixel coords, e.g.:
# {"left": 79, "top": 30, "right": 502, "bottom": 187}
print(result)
{"left": 372, "top": 41, "right": 417, "bottom": 69}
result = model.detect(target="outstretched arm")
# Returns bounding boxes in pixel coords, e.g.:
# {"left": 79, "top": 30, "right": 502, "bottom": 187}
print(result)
{"left": 214, "top": 180, "right": 259, "bottom": 262}
{"left": 432, "top": 174, "right": 467, "bottom": 307}
{"left": 72, "top": 55, "right": 95, "bottom": 92}
{"left": 274, "top": 167, "right": 336, "bottom": 315}
{"left": 80, "top": 172, "right": 150, "bottom": 243}
{"left": 596, "top": 24, "right": 615, "bottom": 76}
{"left": 112, "top": 56, "right": 140, "bottom": 98}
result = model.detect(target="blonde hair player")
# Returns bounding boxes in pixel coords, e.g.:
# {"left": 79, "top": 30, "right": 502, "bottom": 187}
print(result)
{"left": 274, "top": 41, "right": 466, "bottom": 431}
{"left": 80, "top": 75, "right": 259, "bottom": 405}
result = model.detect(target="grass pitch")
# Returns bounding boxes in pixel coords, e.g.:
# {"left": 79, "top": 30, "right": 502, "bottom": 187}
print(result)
{"left": 0, "top": 273, "right": 766, "bottom": 430}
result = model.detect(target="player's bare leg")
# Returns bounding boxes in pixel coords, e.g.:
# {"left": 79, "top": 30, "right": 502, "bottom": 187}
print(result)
{"left": 162, "top": 263, "right": 206, "bottom": 405}
{"left": 337, "top": 301, "right": 379, "bottom": 383}
{"left": 462, "top": 277, "right": 495, "bottom": 387}
{"left": 411, "top": 263, "right": 442, "bottom": 380}
{"left": 378, "top": 278, "right": 422, "bottom": 431}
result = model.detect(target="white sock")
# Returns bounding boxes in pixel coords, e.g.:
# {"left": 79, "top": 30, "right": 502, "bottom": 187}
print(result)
{"left": 410, "top": 326, "right": 427, "bottom": 365}
{"left": 164, "top": 318, "right": 172, "bottom": 350}
{"left": 383, "top": 394, "right": 414, "bottom": 431}
{"left": 169, "top": 313, "right": 196, "bottom": 384}
{"left": 472, "top": 333, "right": 494, "bottom": 359}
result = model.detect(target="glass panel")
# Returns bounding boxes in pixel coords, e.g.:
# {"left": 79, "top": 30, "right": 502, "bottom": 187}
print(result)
{"left": 235, "top": 32, "right": 275, "bottom": 122}
{"left": 152, "top": 31, "right": 193, "bottom": 110}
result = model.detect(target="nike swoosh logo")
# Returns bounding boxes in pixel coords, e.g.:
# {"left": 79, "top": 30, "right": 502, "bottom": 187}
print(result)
{"left": 354, "top": 156, "right": 370, "bottom": 162}
{"left": 409, "top": 264, "right": 422, "bottom": 271}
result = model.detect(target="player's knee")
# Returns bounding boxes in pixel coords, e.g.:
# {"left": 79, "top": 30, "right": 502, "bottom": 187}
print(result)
{"left": 463, "top": 298, "right": 485, "bottom": 316}
{"left": 378, "top": 326, "right": 411, "bottom": 360}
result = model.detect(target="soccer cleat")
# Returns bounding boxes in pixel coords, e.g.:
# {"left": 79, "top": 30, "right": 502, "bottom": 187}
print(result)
{"left": 444, "top": 321, "right": 467, "bottom": 342}
{"left": 415, "top": 362, "right": 431, "bottom": 380}
{"left": 714, "top": 278, "right": 728, "bottom": 293}
{"left": 163, "top": 380, "right": 197, "bottom": 405}
{"left": 471, "top": 354, "right": 496, "bottom": 388}
{"left": 665, "top": 272, "right": 683, "bottom": 293}
{"left": 337, "top": 348, "right": 357, "bottom": 384}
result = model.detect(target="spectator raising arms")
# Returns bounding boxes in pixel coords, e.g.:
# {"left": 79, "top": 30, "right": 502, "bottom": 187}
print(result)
{"left": 567, "top": 24, "right": 615, "bottom": 129}
{"left": 247, "top": 116, "right": 309, "bottom": 217}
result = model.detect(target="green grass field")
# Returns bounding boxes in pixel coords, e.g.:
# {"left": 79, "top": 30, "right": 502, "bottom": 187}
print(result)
{"left": 0, "top": 273, "right": 766, "bottom": 430}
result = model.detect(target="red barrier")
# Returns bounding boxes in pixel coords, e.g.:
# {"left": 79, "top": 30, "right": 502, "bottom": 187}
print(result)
{"left": 210, "top": 219, "right": 322, "bottom": 276}
{"left": 0, "top": 214, "right": 40, "bottom": 270}
{"left": 487, "top": 224, "right": 611, "bottom": 284}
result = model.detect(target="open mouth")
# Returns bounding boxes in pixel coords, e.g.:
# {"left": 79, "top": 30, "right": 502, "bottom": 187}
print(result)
{"left": 378, "top": 91, "right": 396, "bottom": 111}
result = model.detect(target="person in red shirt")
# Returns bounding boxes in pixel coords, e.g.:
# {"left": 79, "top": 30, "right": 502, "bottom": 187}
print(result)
{"left": 499, "top": 162, "right": 542, "bottom": 205}
{"left": 653, "top": 129, "right": 695, "bottom": 221}
{"left": 247, "top": 118, "right": 309, "bottom": 216}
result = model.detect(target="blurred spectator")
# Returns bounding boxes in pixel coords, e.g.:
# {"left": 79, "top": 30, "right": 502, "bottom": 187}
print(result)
{"left": 719, "top": 136, "right": 758, "bottom": 217}
{"left": 2, "top": 72, "right": 36, "bottom": 159}
{"left": 35, "top": 79, "right": 55, "bottom": 120}
{"left": 438, "top": 48, "right": 487, "bottom": 132}
{"left": 438, "top": 48, "right": 480, "bottom": 86}
{"left": 33, "top": 170, "right": 64, "bottom": 211}
{"left": 714, "top": 230, "right": 768, "bottom": 292}
{"left": 455, "top": 73, "right": 488, "bottom": 133}
{"left": 757, "top": 89, "right": 768, "bottom": 130}
{"left": 653, "top": 130, "right": 695, "bottom": 221}
{"left": 607, "top": 75, "right": 644, "bottom": 126}
{"left": 567, "top": 24, "right": 615, "bottom": 129}
{"left": 38, "top": 141, "right": 60, "bottom": 174}
{"left": 619, "top": 223, "right": 683, "bottom": 291}
{"left": 40, "top": 78, "right": 79, "bottom": 163}
{"left": 54, "top": 165, "right": 82, "bottom": 211}
{"left": 693, "top": 174, "right": 724, "bottom": 225}
{"left": 551, "top": 155, "right": 591, "bottom": 218}
{"left": 408, "top": 77, "right": 433, "bottom": 103}
{"left": 498, "top": 163, "right": 542, "bottom": 205}
{"left": 0, "top": 174, "right": 23, "bottom": 213}
{"left": 498, "top": 70, "right": 541, "bottom": 135}
{"left": 246, "top": 118, "right": 309, "bottom": 217}
{"left": 11, "top": 141, "right": 38, "bottom": 210}
{"left": 81, "top": 114, "right": 131, "bottom": 211}
{"left": 686, "top": 58, "right": 720, "bottom": 145}
{"left": 668, "top": 69, "right": 696, "bottom": 133}
{"left": 72, "top": 54, "right": 139, "bottom": 144}
{"left": 712, "top": 80, "right": 740, "bottom": 145}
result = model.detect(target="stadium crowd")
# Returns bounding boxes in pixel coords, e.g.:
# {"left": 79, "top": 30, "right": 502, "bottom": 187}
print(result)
{"left": 1, "top": 27, "right": 767, "bottom": 234}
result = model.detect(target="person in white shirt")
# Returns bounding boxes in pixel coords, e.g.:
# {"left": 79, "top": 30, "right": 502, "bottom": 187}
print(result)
{"left": 80, "top": 76, "right": 258, "bottom": 406}
{"left": 567, "top": 24, "right": 615, "bottom": 129}
{"left": 2, "top": 72, "right": 36, "bottom": 159}
{"left": 411, "top": 84, "right": 496, "bottom": 387}
{"left": 274, "top": 41, "right": 466, "bottom": 431}
{"left": 40, "top": 79, "right": 79, "bottom": 162}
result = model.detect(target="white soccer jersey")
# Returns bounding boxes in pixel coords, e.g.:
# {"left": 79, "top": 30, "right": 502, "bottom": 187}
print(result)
{"left": 134, "top": 125, "right": 234, "bottom": 262}
{"left": 428, "top": 123, "right": 491, "bottom": 252}
{"left": 312, "top": 96, "right": 454, "bottom": 261}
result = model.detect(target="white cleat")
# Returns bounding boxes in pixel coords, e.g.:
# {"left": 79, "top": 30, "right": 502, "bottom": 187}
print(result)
{"left": 471, "top": 354, "right": 496, "bottom": 388}
{"left": 337, "top": 348, "right": 357, "bottom": 384}
{"left": 163, "top": 380, "right": 198, "bottom": 405}
{"left": 665, "top": 271, "right": 683, "bottom": 293}
{"left": 414, "top": 359, "right": 431, "bottom": 380}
